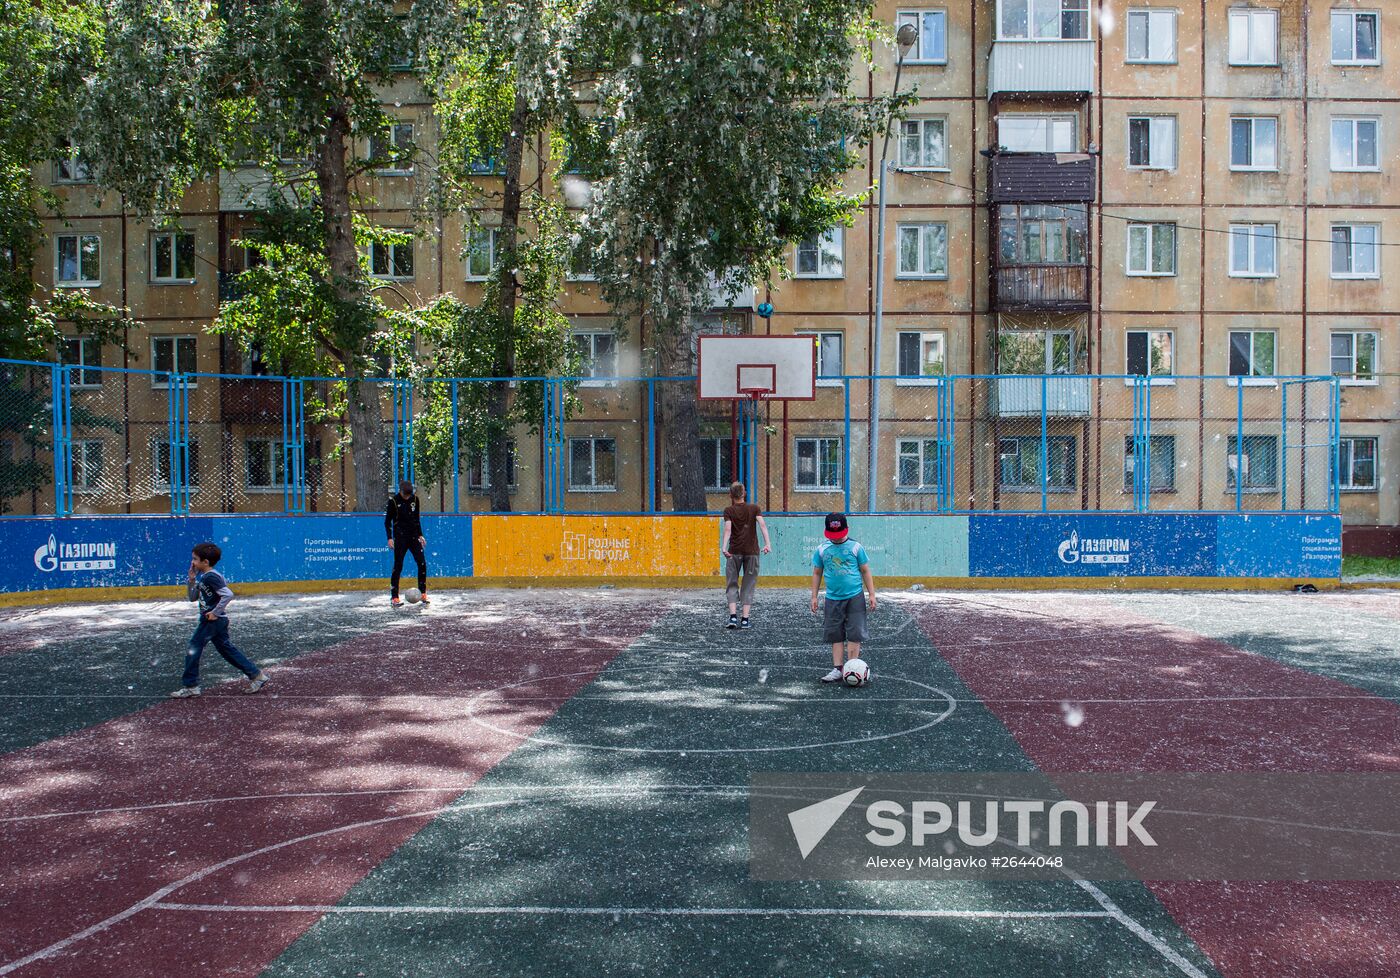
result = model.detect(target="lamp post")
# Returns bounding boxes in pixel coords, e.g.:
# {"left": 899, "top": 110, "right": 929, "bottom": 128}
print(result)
{"left": 867, "top": 23, "right": 918, "bottom": 513}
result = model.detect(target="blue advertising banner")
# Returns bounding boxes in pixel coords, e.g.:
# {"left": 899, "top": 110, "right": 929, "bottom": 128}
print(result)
{"left": 755, "top": 515, "right": 969, "bottom": 578}
{"left": 2, "top": 516, "right": 215, "bottom": 592}
{"left": 1215, "top": 514, "right": 1342, "bottom": 579}
{"left": 968, "top": 514, "right": 1218, "bottom": 578}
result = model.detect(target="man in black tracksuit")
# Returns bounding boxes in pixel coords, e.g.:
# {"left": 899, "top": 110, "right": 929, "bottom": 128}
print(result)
{"left": 385, "top": 479, "right": 429, "bottom": 607}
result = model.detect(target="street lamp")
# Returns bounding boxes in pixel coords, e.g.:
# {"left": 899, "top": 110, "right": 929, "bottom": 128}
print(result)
{"left": 867, "top": 23, "right": 918, "bottom": 513}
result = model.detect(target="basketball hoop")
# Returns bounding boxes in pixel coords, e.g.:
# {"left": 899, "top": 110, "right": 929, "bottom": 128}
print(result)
{"left": 736, "top": 364, "right": 776, "bottom": 402}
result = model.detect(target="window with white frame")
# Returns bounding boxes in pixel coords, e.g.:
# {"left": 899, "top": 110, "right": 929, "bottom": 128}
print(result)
{"left": 997, "top": 0, "right": 1089, "bottom": 40}
{"left": 896, "top": 223, "right": 948, "bottom": 278}
{"left": 897, "top": 438, "right": 941, "bottom": 491}
{"left": 245, "top": 438, "right": 288, "bottom": 490}
{"left": 54, "top": 138, "right": 91, "bottom": 183}
{"left": 1331, "top": 224, "right": 1380, "bottom": 278}
{"left": 1331, "top": 10, "right": 1379, "bottom": 65}
{"left": 1125, "top": 329, "right": 1174, "bottom": 379}
{"left": 465, "top": 228, "right": 499, "bottom": 280}
{"left": 1127, "top": 8, "right": 1177, "bottom": 62}
{"left": 896, "top": 330, "right": 947, "bottom": 381}
{"left": 150, "top": 231, "right": 196, "bottom": 284}
{"left": 895, "top": 10, "right": 947, "bottom": 63}
{"left": 1228, "top": 223, "right": 1278, "bottom": 277}
{"left": 369, "top": 234, "right": 415, "bottom": 280}
{"left": 1124, "top": 434, "right": 1176, "bottom": 492}
{"left": 1226, "top": 434, "right": 1278, "bottom": 491}
{"left": 1128, "top": 116, "right": 1177, "bottom": 169}
{"left": 55, "top": 233, "right": 100, "bottom": 287}
{"left": 998, "top": 330, "right": 1075, "bottom": 374}
{"left": 1330, "top": 117, "right": 1380, "bottom": 171}
{"left": 665, "top": 438, "right": 735, "bottom": 492}
{"left": 1330, "top": 331, "right": 1378, "bottom": 383}
{"left": 153, "top": 438, "right": 200, "bottom": 490}
{"left": 798, "top": 331, "right": 845, "bottom": 385}
{"left": 1228, "top": 330, "right": 1276, "bottom": 379}
{"left": 568, "top": 437, "right": 616, "bottom": 490}
{"left": 795, "top": 437, "right": 842, "bottom": 490}
{"left": 898, "top": 117, "right": 948, "bottom": 169}
{"left": 796, "top": 228, "right": 844, "bottom": 278}
{"left": 468, "top": 441, "right": 519, "bottom": 490}
{"left": 1228, "top": 8, "right": 1278, "bottom": 65}
{"left": 62, "top": 337, "right": 103, "bottom": 387}
{"left": 370, "top": 123, "right": 415, "bottom": 174}
{"left": 567, "top": 239, "right": 596, "bottom": 281}
{"left": 72, "top": 440, "right": 104, "bottom": 492}
{"left": 1229, "top": 116, "right": 1278, "bottom": 171}
{"left": 1126, "top": 223, "right": 1176, "bottom": 276}
{"left": 998, "top": 115, "right": 1076, "bottom": 152}
{"left": 1338, "top": 436, "right": 1377, "bottom": 490}
{"left": 999, "top": 435, "right": 1076, "bottom": 490}
{"left": 152, "top": 336, "right": 198, "bottom": 385}
{"left": 571, "top": 331, "right": 618, "bottom": 383}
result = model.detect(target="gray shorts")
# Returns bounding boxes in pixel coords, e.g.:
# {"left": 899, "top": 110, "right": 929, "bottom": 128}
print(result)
{"left": 822, "top": 595, "right": 868, "bottom": 644}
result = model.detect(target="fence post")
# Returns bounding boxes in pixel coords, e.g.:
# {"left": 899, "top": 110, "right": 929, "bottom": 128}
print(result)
{"left": 842, "top": 379, "right": 852, "bottom": 515}
{"left": 1234, "top": 380, "right": 1244, "bottom": 513}
{"left": 166, "top": 373, "right": 190, "bottom": 516}
{"left": 1039, "top": 374, "right": 1049, "bottom": 513}
{"left": 646, "top": 379, "right": 655, "bottom": 514}
{"left": 1280, "top": 382, "right": 1289, "bottom": 512}
{"left": 50, "top": 364, "right": 72, "bottom": 517}
{"left": 450, "top": 380, "right": 460, "bottom": 514}
{"left": 282, "top": 377, "right": 307, "bottom": 515}
{"left": 1331, "top": 378, "right": 1342, "bottom": 512}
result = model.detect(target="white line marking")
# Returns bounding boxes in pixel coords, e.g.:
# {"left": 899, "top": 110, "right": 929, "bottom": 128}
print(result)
{"left": 1072, "top": 880, "right": 1211, "bottom": 978}
{"left": 151, "top": 903, "right": 1114, "bottom": 920}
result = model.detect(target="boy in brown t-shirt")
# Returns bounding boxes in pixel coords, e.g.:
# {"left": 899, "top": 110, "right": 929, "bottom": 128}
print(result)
{"left": 720, "top": 482, "right": 771, "bottom": 629}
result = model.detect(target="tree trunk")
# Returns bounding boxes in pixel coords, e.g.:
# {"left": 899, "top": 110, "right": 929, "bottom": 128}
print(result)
{"left": 657, "top": 323, "right": 707, "bottom": 513}
{"left": 488, "top": 91, "right": 532, "bottom": 512}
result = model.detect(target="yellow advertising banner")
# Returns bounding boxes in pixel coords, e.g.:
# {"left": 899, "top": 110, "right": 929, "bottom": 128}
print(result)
{"left": 473, "top": 516, "right": 721, "bottom": 578}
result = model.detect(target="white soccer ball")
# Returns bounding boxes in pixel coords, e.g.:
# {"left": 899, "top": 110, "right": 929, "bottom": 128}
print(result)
{"left": 842, "top": 658, "right": 870, "bottom": 687}
{"left": 404, "top": 587, "right": 422, "bottom": 604}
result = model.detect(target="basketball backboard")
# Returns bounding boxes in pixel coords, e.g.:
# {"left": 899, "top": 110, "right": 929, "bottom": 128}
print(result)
{"left": 697, "top": 335, "right": 817, "bottom": 401}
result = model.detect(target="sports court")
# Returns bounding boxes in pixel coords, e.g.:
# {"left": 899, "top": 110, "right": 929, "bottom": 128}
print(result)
{"left": 2, "top": 585, "right": 1397, "bottom": 977}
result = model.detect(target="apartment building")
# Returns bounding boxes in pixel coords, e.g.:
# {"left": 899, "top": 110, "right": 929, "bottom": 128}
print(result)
{"left": 20, "top": 1, "right": 1398, "bottom": 534}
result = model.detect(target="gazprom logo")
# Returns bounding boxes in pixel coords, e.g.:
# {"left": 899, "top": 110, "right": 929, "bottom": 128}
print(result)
{"left": 1057, "top": 531, "right": 1081, "bottom": 564}
{"left": 1058, "top": 530, "right": 1130, "bottom": 566}
{"left": 33, "top": 535, "right": 59, "bottom": 572}
{"left": 33, "top": 535, "right": 117, "bottom": 573}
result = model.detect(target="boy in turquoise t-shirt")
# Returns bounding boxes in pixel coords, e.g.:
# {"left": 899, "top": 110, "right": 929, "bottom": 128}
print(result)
{"left": 810, "top": 512, "right": 876, "bottom": 683}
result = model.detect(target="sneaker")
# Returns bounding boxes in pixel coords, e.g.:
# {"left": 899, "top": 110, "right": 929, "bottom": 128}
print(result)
{"left": 820, "top": 668, "right": 843, "bottom": 684}
{"left": 419, "top": 593, "right": 431, "bottom": 606}
{"left": 245, "top": 672, "right": 269, "bottom": 694}
{"left": 391, "top": 597, "right": 404, "bottom": 609}
{"left": 169, "top": 686, "right": 201, "bottom": 699}
{"left": 726, "top": 614, "right": 738, "bottom": 630}
{"left": 740, "top": 617, "right": 751, "bottom": 630}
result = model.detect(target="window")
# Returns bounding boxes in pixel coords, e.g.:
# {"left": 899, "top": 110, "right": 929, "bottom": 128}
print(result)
{"left": 1331, "top": 224, "right": 1380, "bottom": 278}
{"left": 998, "top": 115, "right": 1076, "bottom": 152}
{"left": 370, "top": 123, "right": 415, "bottom": 174}
{"left": 54, "top": 138, "right": 91, "bottom": 184}
{"left": 1230, "top": 117, "right": 1278, "bottom": 171}
{"left": 369, "top": 235, "right": 415, "bottom": 280}
{"left": 998, "top": 330, "right": 1075, "bottom": 374}
{"left": 467, "top": 150, "right": 504, "bottom": 174}
{"left": 1228, "top": 330, "right": 1276, "bottom": 380}
{"left": 999, "top": 436, "right": 1077, "bottom": 491}
{"left": 1330, "top": 331, "right": 1377, "bottom": 383}
{"left": 796, "top": 228, "right": 844, "bottom": 278}
{"left": 897, "top": 331, "right": 946, "bottom": 382}
{"left": 664, "top": 439, "right": 736, "bottom": 492}
{"left": 798, "top": 331, "right": 845, "bottom": 385}
{"left": 153, "top": 439, "right": 201, "bottom": 490}
{"left": 1338, "top": 436, "right": 1377, "bottom": 491}
{"left": 1226, "top": 435, "right": 1278, "bottom": 491}
{"left": 898, "top": 117, "right": 948, "bottom": 169}
{"left": 1128, "top": 116, "right": 1177, "bottom": 169}
{"left": 1330, "top": 117, "right": 1379, "bottom": 171}
{"left": 896, "top": 10, "right": 947, "bottom": 62}
{"left": 1127, "top": 8, "right": 1177, "bottom": 62}
{"left": 245, "top": 439, "right": 287, "bottom": 490}
{"left": 795, "top": 437, "right": 842, "bottom": 490}
{"left": 571, "top": 331, "right": 618, "bottom": 383}
{"left": 1228, "top": 223, "right": 1278, "bottom": 277}
{"left": 61, "top": 337, "right": 103, "bottom": 387}
{"left": 568, "top": 437, "right": 616, "bottom": 491}
{"left": 1125, "top": 330, "right": 1174, "bottom": 379}
{"left": 897, "top": 438, "right": 942, "bottom": 491}
{"left": 997, "top": 204, "right": 1088, "bottom": 264}
{"left": 468, "top": 442, "right": 519, "bottom": 490}
{"left": 239, "top": 342, "right": 270, "bottom": 377}
{"left": 465, "top": 228, "right": 499, "bottom": 280}
{"left": 1126, "top": 223, "right": 1176, "bottom": 276}
{"left": 1124, "top": 435, "right": 1176, "bottom": 492}
{"left": 567, "top": 240, "right": 596, "bottom": 281}
{"left": 998, "top": 0, "right": 1089, "bottom": 40}
{"left": 152, "top": 336, "right": 198, "bottom": 385}
{"left": 1228, "top": 8, "right": 1278, "bottom": 65}
{"left": 1331, "top": 11, "right": 1379, "bottom": 65}
{"left": 896, "top": 223, "right": 948, "bottom": 278}
{"left": 55, "top": 233, "right": 100, "bottom": 287}
{"left": 72, "top": 440, "right": 104, "bottom": 493}
{"left": 150, "top": 231, "right": 196, "bottom": 284}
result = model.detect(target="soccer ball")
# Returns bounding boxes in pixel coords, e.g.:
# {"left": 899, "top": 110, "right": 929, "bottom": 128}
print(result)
{"left": 842, "top": 658, "right": 870, "bottom": 687}
{"left": 404, "top": 587, "right": 422, "bottom": 604}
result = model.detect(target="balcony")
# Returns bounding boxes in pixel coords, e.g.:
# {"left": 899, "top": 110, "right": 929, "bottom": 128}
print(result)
{"left": 988, "top": 40, "right": 1094, "bottom": 98}
{"left": 992, "top": 376, "right": 1090, "bottom": 418}
{"left": 988, "top": 153, "right": 1096, "bottom": 204}
{"left": 219, "top": 376, "right": 284, "bottom": 424}
{"left": 994, "top": 264, "right": 1090, "bottom": 312}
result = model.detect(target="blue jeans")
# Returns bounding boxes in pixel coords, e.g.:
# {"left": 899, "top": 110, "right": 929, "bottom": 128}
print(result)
{"left": 183, "top": 616, "right": 259, "bottom": 688}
